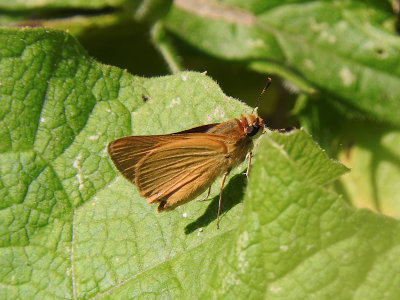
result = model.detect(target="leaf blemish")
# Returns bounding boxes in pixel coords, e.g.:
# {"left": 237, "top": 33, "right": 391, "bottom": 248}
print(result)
{"left": 339, "top": 67, "right": 355, "bottom": 86}
{"left": 310, "top": 19, "right": 328, "bottom": 32}
{"left": 304, "top": 59, "right": 315, "bottom": 70}
{"left": 210, "top": 107, "right": 225, "bottom": 121}
{"left": 269, "top": 285, "right": 282, "bottom": 294}
{"left": 73, "top": 153, "right": 84, "bottom": 189}
{"left": 237, "top": 231, "right": 249, "bottom": 273}
{"left": 280, "top": 245, "right": 289, "bottom": 252}
{"left": 167, "top": 97, "right": 181, "bottom": 108}
{"left": 197, "top": 228, "right": 203, "bottom": 236}
{"left": 319, "top": 30, "right": 336, "bottom": 43}
{"left": 89, "top": 134, "right": 100, "bottom": 141}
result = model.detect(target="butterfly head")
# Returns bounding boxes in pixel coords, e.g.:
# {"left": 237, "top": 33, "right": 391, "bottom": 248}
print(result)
{"left": 240, "top": 114, "right": 265, "bottom": 138}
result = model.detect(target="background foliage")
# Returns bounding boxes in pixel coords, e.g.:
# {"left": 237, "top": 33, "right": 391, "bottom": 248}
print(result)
{"left": 1, "top": 0, "right": 400, "bottom": 299}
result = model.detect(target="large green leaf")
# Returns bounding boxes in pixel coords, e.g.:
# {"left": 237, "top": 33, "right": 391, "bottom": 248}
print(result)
{"left": 337, "top": 122, "right": 400, "bottom": 218}
{"left": 1, "top": 27, "right": 399, "bottom": 300}
{"left": 295, "top": 94, "right": 400, "bottom": 218}
{"left": 164, "top": 0, "right": 400, "bottom": 126}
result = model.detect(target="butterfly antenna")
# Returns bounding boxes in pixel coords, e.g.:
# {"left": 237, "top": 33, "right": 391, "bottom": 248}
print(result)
{"left": 252, "top": 77, "right": 272, "bottom": 114}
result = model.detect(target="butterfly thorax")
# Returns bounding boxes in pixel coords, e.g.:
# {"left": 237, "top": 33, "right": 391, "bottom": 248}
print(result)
{"left": 203, "top": 114, "right": 264, "bottom": 169}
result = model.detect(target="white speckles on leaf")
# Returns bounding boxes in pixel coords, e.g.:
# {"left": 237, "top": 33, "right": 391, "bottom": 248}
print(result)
{"left": 304, "top": 59, "right": 315, "bottom": 70}
{"left": 221, "top": 272, "right": 240, "bottom": 294}
{"left": 246, "top": 38, "right": 266, "bottom": 49}
{"left": 339, "top": 67, "right": 355, "bottom": 86}
{"left": 197, "top": 228, "right": 203, "bottom": 236}
{"left": 88, "top": 134, "right": 100, "bottom": 141}
{"left": 319, "top": 31, "right": 337, "bottom": 44}
{"left": 167, "top": 97, "right": 181, "bottom": 108}
{"left": 269, "top": 285, "right": 282, "bottom": 293}
{"left": 280, "top": 245, "right": 289, "bottom": 252}
{"left": 237, "top": 230, "right": 249, "bottom": 249}
{"left": 336, "top": 20, "right": 348, "bottom": 30}
{"left": 208, "top": 107, "right": 225, "bottom": 122}
{"left": 73, "top": 153, "right": 84, "bottom": 189}
{"left": 100, "top": 146, "right": 108, "bottom": 157}
{"left": 310, "top": 19, "right": 328, "bottom": 32}
{"left": 306, "top": 244, "right": 315, "bottom": 251}
{"left": 236, "top": 231, "right": 249, "bottom": 273}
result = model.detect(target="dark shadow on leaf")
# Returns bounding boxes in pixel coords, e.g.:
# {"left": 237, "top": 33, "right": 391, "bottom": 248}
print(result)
{"left": 185, "top": 174, "right": 247, "bottom": 234}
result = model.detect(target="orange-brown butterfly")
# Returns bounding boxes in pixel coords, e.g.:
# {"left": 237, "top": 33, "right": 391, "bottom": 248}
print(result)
{"left": 108, "top": 78, "right": 272, "bottom": 228}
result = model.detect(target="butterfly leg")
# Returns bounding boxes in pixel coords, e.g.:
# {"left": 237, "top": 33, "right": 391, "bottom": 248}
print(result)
{"left": 198, "top": 186, "right": 211, "bottom": 202}
{"left": 217, "top": 170, "right": 230, "bottom": 229}
{"left": 243, "top": 151, "right": 252, "bottom": 178}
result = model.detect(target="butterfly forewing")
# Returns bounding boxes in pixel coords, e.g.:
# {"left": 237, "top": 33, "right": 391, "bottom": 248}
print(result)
{"left": 107, "top": 135, "right": 176, "bottom": 182}
{"left": 107, "top": 122, "right": 226, "bottom": 183}
{"left": 135, "top": 136, "right": 231, "bottom": 211}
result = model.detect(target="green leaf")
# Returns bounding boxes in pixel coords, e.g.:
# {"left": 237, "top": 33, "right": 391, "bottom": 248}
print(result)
{"left": 1, "top": 27, "right": 399, "bottom": 300}
{"left": 164, "top": 0, "right": 400, "bottom": 125}
{"left": 337, "top": 122, "right": 400, "bottom": 218}
{"left": 0, "top": 0, "right": 172, "bottom": 35}
{"left": 295, "top": 94, "right": 400, "bottom": 218}
{"left": 199, "top": 131, "right": 400, "bottom": 299}
{"left": 0, "top": 0, "right": 130, "bottom": 9}
{"left": 266, "top": 129, "right": 349, "bottom": 185}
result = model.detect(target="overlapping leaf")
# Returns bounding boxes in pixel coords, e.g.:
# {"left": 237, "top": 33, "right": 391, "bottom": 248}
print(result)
{"left": 165, "top": 0, "right": 400, "bottom": 125}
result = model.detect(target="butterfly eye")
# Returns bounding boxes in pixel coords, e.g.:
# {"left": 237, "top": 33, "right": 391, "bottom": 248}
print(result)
{"left": 246, "top": 125, "right": 260, "bottom": 137}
